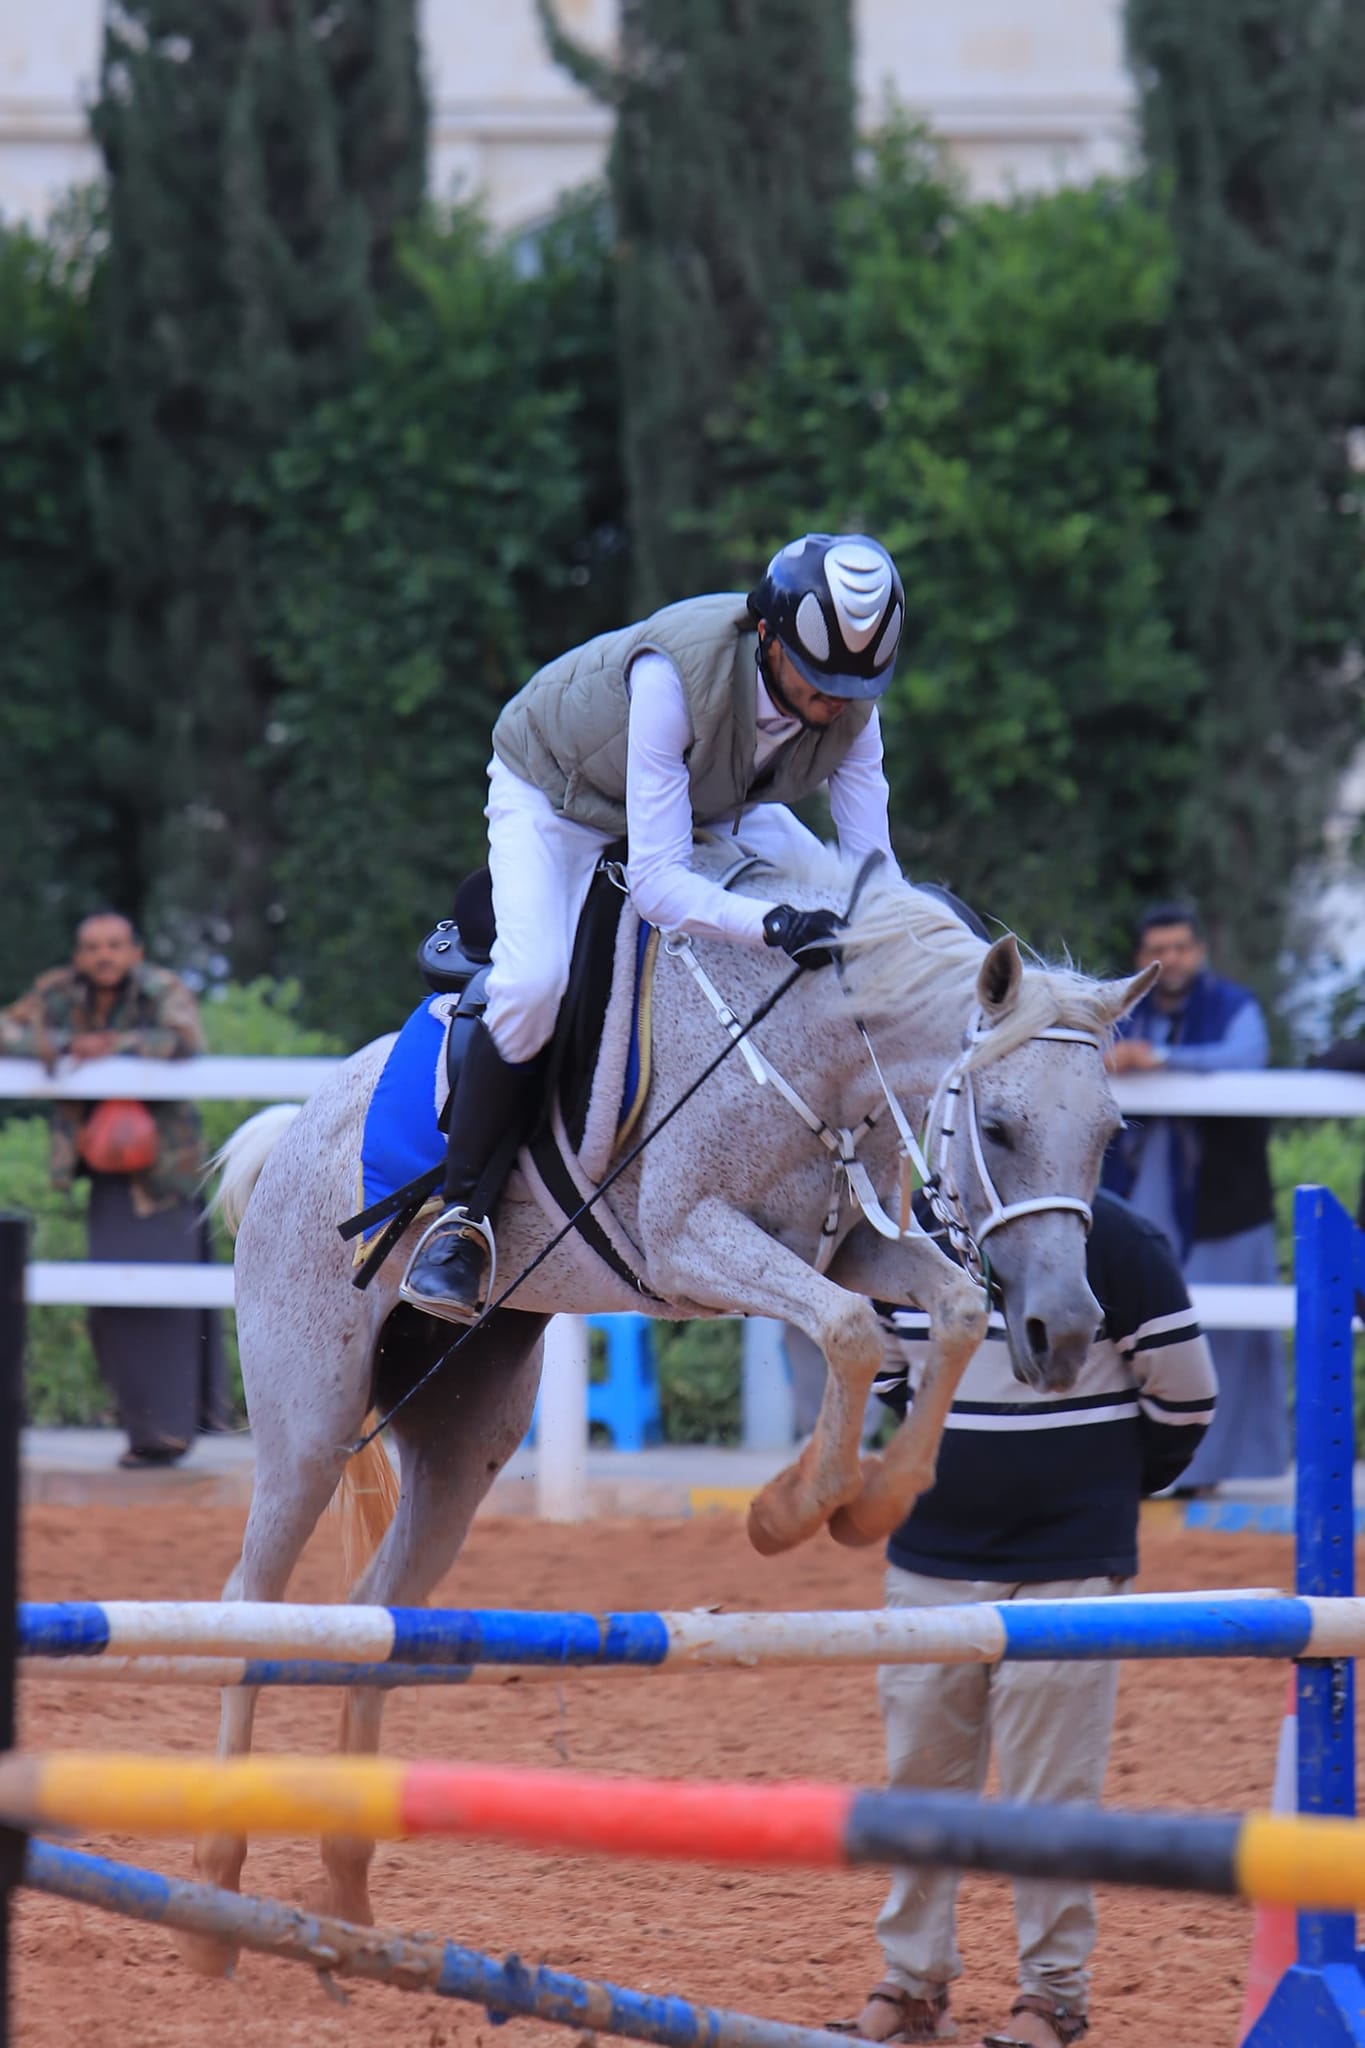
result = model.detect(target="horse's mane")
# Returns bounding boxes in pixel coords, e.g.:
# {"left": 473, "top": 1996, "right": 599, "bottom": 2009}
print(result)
{"left": 716, "top": 840, "right": 1118, "bottom": 1065}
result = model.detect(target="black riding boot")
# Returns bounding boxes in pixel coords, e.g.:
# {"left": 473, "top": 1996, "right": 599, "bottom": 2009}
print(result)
{"left": 399, "top": 1022, "right": 541, "bottom": 1324}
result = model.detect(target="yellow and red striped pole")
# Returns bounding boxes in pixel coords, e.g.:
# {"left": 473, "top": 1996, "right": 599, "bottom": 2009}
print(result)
{"left": 7, "top": 1752, "right": 1365, "bottom": 1912}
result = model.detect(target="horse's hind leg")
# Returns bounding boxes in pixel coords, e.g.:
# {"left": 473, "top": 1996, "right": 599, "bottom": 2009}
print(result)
{"left": 181, "top": 1427, "right": 354, "bottom": 1975}
{"left": 314, "top": 1310, "right": 545, "bottom": 1927}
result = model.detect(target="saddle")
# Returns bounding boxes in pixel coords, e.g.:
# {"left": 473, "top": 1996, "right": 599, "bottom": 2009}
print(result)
{"left": 340, "top": 844, "right": 651, "bottom": 1290}
{"left": 414, "top": 846, "right": 639, "bottom": 1146}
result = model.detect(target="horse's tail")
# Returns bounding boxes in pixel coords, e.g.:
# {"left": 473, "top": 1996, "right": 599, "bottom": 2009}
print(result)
{"left": 335, "top": 1428, "right": 401, "bottom": 1589}
{"left": 208, "top": 1103, "right": 303, "bottom": 1235}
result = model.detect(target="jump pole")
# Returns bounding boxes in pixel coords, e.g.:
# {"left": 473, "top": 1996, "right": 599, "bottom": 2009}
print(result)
{"left": 23, "top": 1838, "right": 868, "bottom": 2048}
{"left": 20, "top": 1588, "right": 1328, "bottom": 1672}
{"left": 0, "top": 1217, "right": 28, "bottom": 2048}
{"left": 7, "top": 1755, "right": 1365, "bottom": 1912}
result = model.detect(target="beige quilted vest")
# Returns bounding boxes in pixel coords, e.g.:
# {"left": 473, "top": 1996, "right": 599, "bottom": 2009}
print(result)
{"left": 492, "top": 593, "right": 872, "bottom": 835}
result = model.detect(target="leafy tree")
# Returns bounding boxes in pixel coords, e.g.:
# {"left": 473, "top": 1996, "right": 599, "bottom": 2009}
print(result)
{"left": 1126, "top": 0, "right": 1365, "bottom": 993}
{"left": 721, "top": 129, "right": 1198, "bottom": 969}
{"left": 512, "top": 189, "right": 632, "bottom": 658}
{"left": 0, "top": 207, "right": 121, "bottom": 995}
{"left": 256, "top": 203, "right": 620, "bottom": 1043}
{"left": 90, "top": 0, "right": 426, "bottom": 983}
{"left": 538, "top": 0, "right": 856, "bottom": 609}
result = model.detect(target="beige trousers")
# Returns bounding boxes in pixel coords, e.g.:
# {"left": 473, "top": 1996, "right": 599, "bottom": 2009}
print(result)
{"left": 875, "top": 1564, "right": 1130, "bottom": 2014}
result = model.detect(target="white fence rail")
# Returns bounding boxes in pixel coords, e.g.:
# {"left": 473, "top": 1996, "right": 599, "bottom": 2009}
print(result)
{"left": 5, "top": 1054, "right": 1364, "bottom": 1514}
{"left": 0, "top": 1055, "right": 336, "bottom": 1102}
{"left": 6, "top": 1055, "right": 1364, "bottom": 1332}
{"left": 16, "top": 1263, "right": 1299, "bottom": 1332}
{"left": 6, "top": 1054, "right": 1365, "bottom": 1116}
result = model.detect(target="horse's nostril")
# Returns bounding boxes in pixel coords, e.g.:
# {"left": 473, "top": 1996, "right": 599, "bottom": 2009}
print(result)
{"left": 1026, "top": 1316, "right": 1048, "bottom": 1362}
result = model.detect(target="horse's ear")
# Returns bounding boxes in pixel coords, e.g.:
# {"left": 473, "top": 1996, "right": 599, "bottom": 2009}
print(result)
{"left": 1095, "top": 961, "right": 1160, "bottom": 1027}
{"left": 976, "top": 933, "right": 1023, "bottom": 1017}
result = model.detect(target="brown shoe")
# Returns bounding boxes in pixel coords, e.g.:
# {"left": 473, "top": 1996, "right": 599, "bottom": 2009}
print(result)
{"left": 981, "top": 1994, "right": 1088, "bottom": 2048}
{"left": 829, "top": 1982, "right": 957, "bottom": 2042}
{"left": 118, "top": 1439, "right": 188, "bottom": 1470}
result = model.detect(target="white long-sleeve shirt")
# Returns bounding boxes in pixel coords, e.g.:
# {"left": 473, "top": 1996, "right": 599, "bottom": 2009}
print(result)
{"left": 624, "top": 650, "right": 896, "bottom": 944}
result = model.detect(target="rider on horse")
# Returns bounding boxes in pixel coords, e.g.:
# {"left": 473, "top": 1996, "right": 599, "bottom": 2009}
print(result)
{"left": 401, "top": 531, "right": 906, "bottom": 1324}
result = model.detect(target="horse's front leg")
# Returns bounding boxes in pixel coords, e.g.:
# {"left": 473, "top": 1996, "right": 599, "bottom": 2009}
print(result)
{"left": 652, "top": 1197, "right": 882, "bottom": 1555}
{"left": 823, "top": 1223, "right": 989, "bottom": 1547}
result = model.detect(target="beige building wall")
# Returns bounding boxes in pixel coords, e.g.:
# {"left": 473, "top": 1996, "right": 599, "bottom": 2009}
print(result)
{"left": 0, "top": 1, "right": 1132, "bottom": 232}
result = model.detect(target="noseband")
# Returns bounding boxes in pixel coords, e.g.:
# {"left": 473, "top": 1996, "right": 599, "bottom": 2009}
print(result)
{"left": 918, "top": 1005, "right": 1100, "bottom": 1288}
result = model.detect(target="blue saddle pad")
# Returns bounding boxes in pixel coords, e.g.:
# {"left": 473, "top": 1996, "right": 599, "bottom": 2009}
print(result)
{"left": 356, "top": 924, "right": 657, "bottom": 1251}
{"left": 355, "top": 996, "right": 454, "bottom": 1247}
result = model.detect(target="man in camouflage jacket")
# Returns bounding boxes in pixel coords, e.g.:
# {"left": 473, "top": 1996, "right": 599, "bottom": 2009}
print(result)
{"left": 0, "top": 913, "right": 206, "bottom": 1216}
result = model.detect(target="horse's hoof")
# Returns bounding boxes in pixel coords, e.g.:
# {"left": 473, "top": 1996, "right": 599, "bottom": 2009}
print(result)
{"left": 747, "top": 1494, "right": 799, "bottom": 1556}
{"left": 747, "top": 1470, "right": 833, "bottom": 1555}
{"left": 176, "top": 1928, "right": 239, "bottom": 1978}
{"left": 828, "top": 1464, "right": 925, "bottom": 1548}
{"left": 826, "top": 1503, "right": 885, "bottom": 1549}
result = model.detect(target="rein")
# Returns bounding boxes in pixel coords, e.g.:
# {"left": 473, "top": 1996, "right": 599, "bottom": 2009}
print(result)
{"left": 348, "top": 851, "right": 878, "bottom": 1455}
{"left": 345, "top": 957, "right": 807, "bottom": 1454}
{"left": 673, "top": 946, "right": 1101, "bottom": 1294}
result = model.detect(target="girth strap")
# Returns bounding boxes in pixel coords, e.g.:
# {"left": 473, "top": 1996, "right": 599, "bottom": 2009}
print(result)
{"left": 526, "top": 1126, "right": 665, "bottom": 1302}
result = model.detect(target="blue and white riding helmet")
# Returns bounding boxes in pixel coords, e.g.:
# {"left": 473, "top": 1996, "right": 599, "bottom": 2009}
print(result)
{"left": 747, "top": 533, "right": 904, "bottom": 701}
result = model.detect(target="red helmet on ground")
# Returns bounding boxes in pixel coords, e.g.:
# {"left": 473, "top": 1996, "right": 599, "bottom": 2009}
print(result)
{"left": 77, "top": 1099, "right": 160, "bottom": 1175}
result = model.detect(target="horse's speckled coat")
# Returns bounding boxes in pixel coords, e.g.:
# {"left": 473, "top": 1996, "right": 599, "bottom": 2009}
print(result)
{"left": 189, "top": 846, "right": 1152, "bottom": 1954}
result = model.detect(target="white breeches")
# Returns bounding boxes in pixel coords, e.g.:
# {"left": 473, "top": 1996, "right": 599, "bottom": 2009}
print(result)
{"left": 484, "top": 757, "right": 615, "bottom": 1064}
{"left": 482, "top": 756, "right": 826, "bottom": 1064}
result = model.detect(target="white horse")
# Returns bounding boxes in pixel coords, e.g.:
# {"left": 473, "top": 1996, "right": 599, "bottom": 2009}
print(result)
{"left": 188, "top": 847, "right": 1152, "bottom": 1963}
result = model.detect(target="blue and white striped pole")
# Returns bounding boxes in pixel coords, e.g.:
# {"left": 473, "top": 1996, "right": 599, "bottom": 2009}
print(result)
{"left": 19, "top": 1591, "right": 1365, "bottom": 1674}
{"left": 24, "top": 1839, "right": 872, "bottom": 2048}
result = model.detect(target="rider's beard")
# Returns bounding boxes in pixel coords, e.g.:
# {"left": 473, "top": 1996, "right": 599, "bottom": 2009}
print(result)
{"left": 758, "top": 638, "right": 827, "bottom": 732}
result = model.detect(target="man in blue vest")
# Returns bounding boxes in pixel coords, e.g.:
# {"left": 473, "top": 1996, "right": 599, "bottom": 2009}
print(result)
{"left": 1101, "top": 902, "right": 1287, "bottom": 1487}
{"left": 401, "top": 533, "right": 906, "bottom": 1324}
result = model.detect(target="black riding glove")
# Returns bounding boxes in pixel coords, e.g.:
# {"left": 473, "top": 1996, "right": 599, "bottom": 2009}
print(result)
{"left": 762, "top": 904, "right": 845, "bottom": 971}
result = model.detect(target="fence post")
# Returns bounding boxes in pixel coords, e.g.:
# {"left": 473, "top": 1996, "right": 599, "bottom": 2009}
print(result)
{"left": 536, "top": 1316, "right": 588, "bottom": 1522}
{"left": 0, "top": 1213, "right": 29, "bottom": 2048}
{"left": 741, "top": 1319, "right": 794, "bottom": 1451}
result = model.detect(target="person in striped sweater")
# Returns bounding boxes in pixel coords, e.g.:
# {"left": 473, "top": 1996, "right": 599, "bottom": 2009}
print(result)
{"left": 842, "top": 1188, "right": 1216, "bottom": 2048}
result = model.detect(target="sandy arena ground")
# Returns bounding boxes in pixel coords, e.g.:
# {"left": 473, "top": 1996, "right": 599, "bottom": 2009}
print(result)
{"left": 11, "top": 1504, "right": 1325, "bottom": 2048}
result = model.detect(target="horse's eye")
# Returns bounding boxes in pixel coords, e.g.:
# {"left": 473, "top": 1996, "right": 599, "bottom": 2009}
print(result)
{"left": 982, "top": 1120, "right": 1013, "bottom": 1150}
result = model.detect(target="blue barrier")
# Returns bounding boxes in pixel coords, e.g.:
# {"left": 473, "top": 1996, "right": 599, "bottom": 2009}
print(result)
{"left": 522, "top": 1314, "right": 661, "bottom": 1454}
{"left": 586, "top": 1314, "right": 662, "bottom": 1452}
{"left": 23, "top": 1840, "right": 847, "bottom": 2048}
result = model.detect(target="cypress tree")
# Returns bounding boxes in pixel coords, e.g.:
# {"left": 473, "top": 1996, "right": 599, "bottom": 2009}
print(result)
{"left": 91, "top": 1, "right": 426, "bottom": 980}
{"left": 538, "top": 0, "right": 856, "bottom": 610}
{"left": 1126, "top": 0, "right": 1365, "bottom": 993}
{"left": 0, "top": 210, "right": 119, "bottom": 990}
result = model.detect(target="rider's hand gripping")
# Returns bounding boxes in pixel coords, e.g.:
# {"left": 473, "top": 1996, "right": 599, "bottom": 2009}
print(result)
{"left": 761, "top": 904, "right": 845, "bottom": 972}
